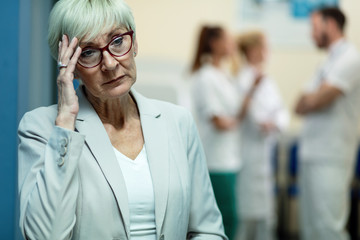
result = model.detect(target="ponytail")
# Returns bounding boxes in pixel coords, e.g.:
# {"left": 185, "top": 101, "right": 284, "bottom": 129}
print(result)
{"left": 191, "top": 26, "right": 223, "bottom": 73}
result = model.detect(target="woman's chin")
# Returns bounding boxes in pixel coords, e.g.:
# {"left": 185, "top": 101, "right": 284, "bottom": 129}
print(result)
{"left": 104, "top": 82, "right": 134, "bottom": 99}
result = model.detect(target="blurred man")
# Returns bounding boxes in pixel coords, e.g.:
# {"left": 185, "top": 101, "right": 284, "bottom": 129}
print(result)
{"left": 295, "top": 7, "right": 360, "bottom": 240}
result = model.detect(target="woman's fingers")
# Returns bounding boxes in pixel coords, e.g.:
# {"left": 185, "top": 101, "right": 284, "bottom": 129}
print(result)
{"left": 58, "top": 35, "right": 68, "bottom": 63}
{"left": 66, "top": 46, "right": 81, "bottom": 74}
{"left": 55, "top": 34, "right": 81, "bottom": 130}
{"left": 58, "top": 40, "right": 62, "bottom": 60}
{"left": 61, "top": 36, "right": 79, "bottom": 65}
{"left": 58, "top": 35, "right": 80, "bottom": 75}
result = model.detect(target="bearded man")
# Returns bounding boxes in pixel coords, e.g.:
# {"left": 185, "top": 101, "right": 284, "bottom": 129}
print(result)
{"left": 295, "top": 6, "right": 360, "bottom": 240}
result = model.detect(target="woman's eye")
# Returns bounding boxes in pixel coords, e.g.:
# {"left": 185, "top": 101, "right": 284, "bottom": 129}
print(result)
{"left": 112, "top": 37, "right": 123, "bottom": 46}
{"left": 80, "top": 49, "right": 96, "bottom": 58}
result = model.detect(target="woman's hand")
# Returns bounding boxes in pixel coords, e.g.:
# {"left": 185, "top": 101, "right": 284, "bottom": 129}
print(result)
{"left": 55, "top": 35, "right": 82, "bottom": 130}
{"left": 260, "top": 121, "right": 277, "bottom": 134}
{"left": 211, "top": 116, "right": 238, "bottom": 131}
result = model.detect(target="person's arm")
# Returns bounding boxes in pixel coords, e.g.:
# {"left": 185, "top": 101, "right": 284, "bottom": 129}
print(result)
{"left": 237, "top": 71, "right": 263, "bottom": 121}
{"left": 296, "top": 50, "right": 360, "bottom": 115}
{"left": 211, "top": 116, "right": 237, "bottom": 131}
{"left": 55, "top": 35, "right": 82, "bottom": 131}
{"left": 18, "top": 35, "right": 84, "bottom": 240}
{"left": 186, "top": 112, "right": 228, "bottom": 240}
{"left": 18, "top": 113, "right": 85, "bottom": 240}
{"left": 193, "top": 73, "right": 238, "bottom": 132}
{"left": 295, "top": 83, "right": 343, "bottom": 115}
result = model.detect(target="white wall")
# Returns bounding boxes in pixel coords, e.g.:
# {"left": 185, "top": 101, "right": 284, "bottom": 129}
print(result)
{"left": 129, "top": 0, "right": 360, "bottom": 132}
{"left": 130, "top": 0, "right": 236, "bottom": 61}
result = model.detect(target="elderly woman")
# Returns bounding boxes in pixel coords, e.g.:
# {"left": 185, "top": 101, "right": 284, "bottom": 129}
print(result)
{"left": 17, "top": 0, "right": 226, "bottom": 239}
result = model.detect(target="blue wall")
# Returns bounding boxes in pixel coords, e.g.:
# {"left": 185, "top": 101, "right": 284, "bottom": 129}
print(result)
{"left": 0, "top": 1, "right": 20, "bottom": 240}
{"left": 291, "top": 0, "right": 339, "bottom": 18}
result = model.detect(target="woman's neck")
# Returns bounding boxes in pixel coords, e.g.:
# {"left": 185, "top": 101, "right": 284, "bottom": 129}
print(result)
{"left": 85, "top": 88, "right": 139, "bottom": 129}
{"left": 211, "top": 54, "right": 222, "bottom": 68}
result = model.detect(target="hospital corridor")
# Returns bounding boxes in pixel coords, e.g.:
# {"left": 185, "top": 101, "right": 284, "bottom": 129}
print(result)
{"left": 2, "top": 0, "right": 360, "bottom": 239}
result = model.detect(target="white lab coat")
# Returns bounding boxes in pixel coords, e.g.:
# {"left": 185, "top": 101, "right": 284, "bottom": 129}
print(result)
{"left": 300, "top": 39, "right": 360, "bottom": 163}
{"left": 236, "top": 65, "right": 289, "bottom": 240}
{"left": 191, "top": 63, "right": 242, "bottom": 173}
{"left": 299, "top": 39, "right": 360, "bottom": 240}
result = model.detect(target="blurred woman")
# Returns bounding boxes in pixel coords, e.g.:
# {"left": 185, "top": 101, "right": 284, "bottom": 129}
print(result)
{"left": 190, "top": 26, "right": 260, "bottom": 240}
{"left": 235, "top": 31, "right": 289, "bottom": 240}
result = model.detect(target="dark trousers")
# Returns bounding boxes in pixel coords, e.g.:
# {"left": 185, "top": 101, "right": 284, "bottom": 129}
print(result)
{"left": 210, "top": 172, "right": 238, "bottom": 240}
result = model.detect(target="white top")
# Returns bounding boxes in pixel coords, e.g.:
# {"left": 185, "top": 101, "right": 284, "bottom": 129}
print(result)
{"left": 191, "top": 63, "right": 242, "bottom": 172}
{"left": 113, "top": 145, "right": 157, "bottom": 240}
{"left": 236, "top": 65, "right": 289, "bottom": 218}
{"left": 236, "top": 65, "right": 289, "bottom": 164}
{"left": 237, "top": 65, "right": 289, "bottom": 134}
{"left": 300, "top": 39, "right": 360, "bottom": 162}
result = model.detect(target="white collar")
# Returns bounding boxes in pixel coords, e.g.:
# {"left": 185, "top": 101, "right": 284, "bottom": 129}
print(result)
{"left": 328, "top": 38, "right": 346, "bottom": 57}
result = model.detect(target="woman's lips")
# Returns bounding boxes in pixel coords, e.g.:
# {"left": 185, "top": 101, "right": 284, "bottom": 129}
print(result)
{"left": 104, "top": 75, "right": 125, "bottom": 85}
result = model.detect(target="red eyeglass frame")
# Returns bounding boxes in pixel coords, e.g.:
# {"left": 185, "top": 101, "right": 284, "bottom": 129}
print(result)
{"left": 78, "top": 30, "right": 134, "bottom": 68}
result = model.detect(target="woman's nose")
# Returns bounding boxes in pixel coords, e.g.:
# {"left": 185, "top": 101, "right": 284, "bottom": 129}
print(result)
{"left": 101, "top": 50, "right": 118, "bottom": 71}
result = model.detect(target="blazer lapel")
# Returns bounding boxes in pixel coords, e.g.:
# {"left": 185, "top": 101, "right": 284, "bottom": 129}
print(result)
{"left": 132, "top": 90, "right": 169, "bottom": 236}
{"left": 75, "top": 87, "right": 170, "bottom": 237}
{"left": 75, "top": 87, "right": 130, "bottom": 238}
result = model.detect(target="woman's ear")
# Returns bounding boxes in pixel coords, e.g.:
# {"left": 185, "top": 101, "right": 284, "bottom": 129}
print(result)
{"left": 133, "top": 39, "right": 138, "bottom": 57}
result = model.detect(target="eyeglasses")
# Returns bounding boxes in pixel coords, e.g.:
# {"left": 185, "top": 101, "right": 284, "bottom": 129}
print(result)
{"left": 78, "top": 30, "right": 134, "bottom": 68}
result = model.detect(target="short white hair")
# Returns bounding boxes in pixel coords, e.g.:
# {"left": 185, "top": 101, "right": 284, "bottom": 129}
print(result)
{"left": 48, "top": 0, "right": 136, "bottom": 59}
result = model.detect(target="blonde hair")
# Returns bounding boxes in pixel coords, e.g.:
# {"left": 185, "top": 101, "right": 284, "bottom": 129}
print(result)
{"left": 237, "top": 30, "right": 265, "bottom": 58}
{"left": 48, "top": 0, "right": 136, "bottom": 60}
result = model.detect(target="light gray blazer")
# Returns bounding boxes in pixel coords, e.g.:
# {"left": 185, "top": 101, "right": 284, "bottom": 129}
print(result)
{"left": 18, "top": 87, "right": 227, "bottom": 240}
